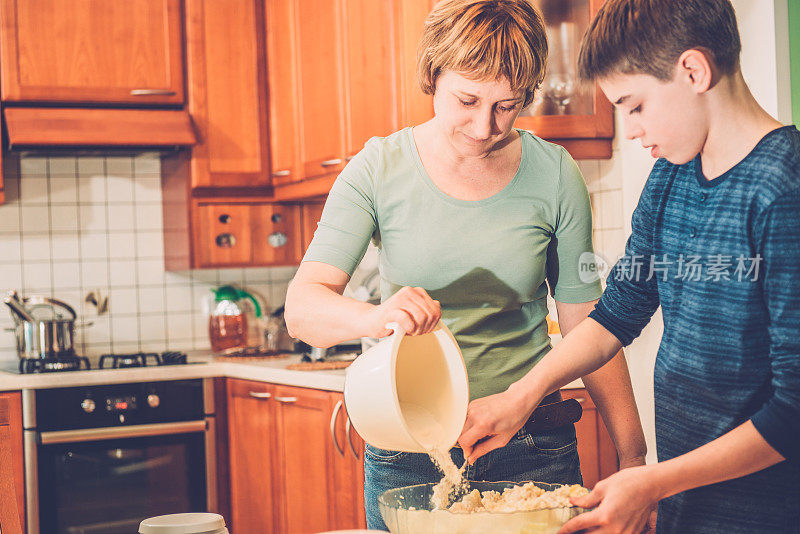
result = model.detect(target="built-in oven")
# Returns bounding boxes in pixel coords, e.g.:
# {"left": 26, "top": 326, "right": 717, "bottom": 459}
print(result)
{"left": 22, "top": 379, "right": 217, "bottom": 534}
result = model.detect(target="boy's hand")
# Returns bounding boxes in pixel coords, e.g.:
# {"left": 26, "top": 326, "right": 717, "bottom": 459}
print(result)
{"left": 558, "top": 465, "right": 660, "bottom": 534}
{"left": 458, "top": 388, "right": 536, "bottom": 463}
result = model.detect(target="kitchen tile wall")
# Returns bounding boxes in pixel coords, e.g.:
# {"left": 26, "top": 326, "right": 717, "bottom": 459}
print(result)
{"left": 0, "top": 154, "right": 297, "bottom": 361}
{"left": 0, "top": 152, "right": 624, "bottom": 362}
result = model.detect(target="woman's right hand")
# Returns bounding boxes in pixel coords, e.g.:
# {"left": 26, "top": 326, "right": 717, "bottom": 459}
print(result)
{"left": 362, "top": 286, "right": 441, "bottom": 337}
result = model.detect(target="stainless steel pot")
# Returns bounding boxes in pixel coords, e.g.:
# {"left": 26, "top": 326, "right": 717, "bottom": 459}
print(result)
{"left": 4, "top": 294, "right": 91, "bottom": 359}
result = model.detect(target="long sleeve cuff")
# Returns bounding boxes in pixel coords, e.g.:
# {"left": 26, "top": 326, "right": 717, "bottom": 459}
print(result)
{"left": 751, "top": 397, "right": 800, "bottom": 463}
{"left": 589, "top": 300, "right": 638, "bottom": 346}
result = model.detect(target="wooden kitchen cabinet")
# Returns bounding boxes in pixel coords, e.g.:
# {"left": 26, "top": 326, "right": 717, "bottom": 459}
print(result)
{"left": 329, "top": 393, "right": 368, "bottom": 530}
{"left": 226, "top": 380, "right": 279, "bottom": 534}
{"left": 343, "top": 0, "right": 400, "bottom": 159}
{"left": 185, "top": 0, "right": 271, "bottom": 192}
{"left": 0, "top": 0, "right": 183, "bottom": 105}
{"left": 562, "top": 388, "right": 619, "bottom": 488}
{"left": 394, "top": 0, "right": 437, "bottom": 128}
{"left": 270, "top": 0, "right": 429, "bottom": 201}
{"left": 224, "top": 380, "right": 366, "bottom": 534}
{"left": 192, "top": 202, "right": 302, "bottom": 269}
{"left": 272, "top": 385, "right": 337, "bottom": 533}
{"left": 0, "top": 391, "right": 25, "bottom": 534}
{"left": 514, "top": 0, "right": 614, "bottom": 158}
{"left": 300, "top": 200, "right": 326, "bottom": 253}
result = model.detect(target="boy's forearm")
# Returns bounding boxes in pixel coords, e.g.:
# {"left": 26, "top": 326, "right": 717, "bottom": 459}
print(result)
{"left": 647, "top": 421, "right": 786, "bottom": 501}
{"left": 509, "top": 317, "right": 623, "bottom": 409}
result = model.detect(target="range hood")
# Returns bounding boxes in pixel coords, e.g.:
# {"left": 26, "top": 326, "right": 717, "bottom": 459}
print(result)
{"left": 3, "top": 107, "right": 197, "bottom": 150}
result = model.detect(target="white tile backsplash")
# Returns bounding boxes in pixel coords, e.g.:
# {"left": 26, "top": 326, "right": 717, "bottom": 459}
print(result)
{"left": 19, "top": 177, "right": 49, "bottom": 205}
{"left": 0, "top": 154, "right": 297, "bottom": 361}
{"left": 79, "top": 205, "right": 108, "bottom": 232}
{"left": 108, "top": 259, "right": 137, "bottom": 287}
{"left": 77, "top": 175, "right": 107, "bottom": 204}
{"left": 0, "top": 204, "right": 20, "bottom": 233}
{"left": 107, "top": 204, "right": 135, "bottom": 231}
{"left": 50, "top": 204, "right": 80, "bottom": 233}
{"left": 49, "top": 157, "right": 77, "bottom": 176}
{"left": 20, "top": 205, "right": 51, "bottom": 233}
{"left": 52, "top": 261, "right": 81, "bottom": 289}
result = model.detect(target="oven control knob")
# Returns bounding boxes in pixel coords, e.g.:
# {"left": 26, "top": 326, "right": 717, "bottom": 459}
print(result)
{"left": 81, "top": 399, "right": 96, "bottom": 413}
{"left": 147, "top": 394, "right": 160, "bottom": 408}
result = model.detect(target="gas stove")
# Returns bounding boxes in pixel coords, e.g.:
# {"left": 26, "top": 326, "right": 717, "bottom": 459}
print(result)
{"left": 1, "top": 351, "right": 192, "bottom": 374}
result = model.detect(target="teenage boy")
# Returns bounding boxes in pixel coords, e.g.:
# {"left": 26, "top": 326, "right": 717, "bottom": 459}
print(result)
{"left": 457, "top": 0, "right": 800, "bottom": 532}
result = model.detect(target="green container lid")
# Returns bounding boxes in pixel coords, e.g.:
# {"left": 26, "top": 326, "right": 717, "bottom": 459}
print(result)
{"left": 211, "top": 285, "right": 262, "bottom": 318}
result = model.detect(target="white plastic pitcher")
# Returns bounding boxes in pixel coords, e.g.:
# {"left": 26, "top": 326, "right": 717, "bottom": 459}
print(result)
{"left": 344, "top": 321, "right": 469, "bottom": 453}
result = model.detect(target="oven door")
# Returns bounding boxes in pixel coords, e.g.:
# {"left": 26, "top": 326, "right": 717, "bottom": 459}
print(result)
{"left": 32, "top": 421, "right": 210, "bottom": 534}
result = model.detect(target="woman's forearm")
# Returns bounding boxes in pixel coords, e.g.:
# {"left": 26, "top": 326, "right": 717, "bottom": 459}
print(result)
{"left": 284, "top": 278, "right": 374, "bottom": 347}
{"left": 554, "top": 301, "right": 647, "bottom": 464}
{"left": 582, "top": 351, "right": 648, "bottom": 464}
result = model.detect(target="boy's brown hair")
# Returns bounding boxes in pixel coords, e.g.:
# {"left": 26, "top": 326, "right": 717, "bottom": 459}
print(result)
{"left": 417, "top": 0, "right": 548, "bottom": 108}
{"left": 578, "top": 0, "right": 741, "bottom": 82}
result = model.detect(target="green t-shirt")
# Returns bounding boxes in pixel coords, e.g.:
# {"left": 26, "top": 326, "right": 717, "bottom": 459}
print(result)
{"left": 304, "top": 127, "right": 601, "bottom": 400}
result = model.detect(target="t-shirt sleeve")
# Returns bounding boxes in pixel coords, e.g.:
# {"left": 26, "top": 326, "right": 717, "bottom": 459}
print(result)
{"left": 588, "top": 161, "right": 663, "bottom": 345}
{"left": 749, "top": 190, "right": 800, "bottom": 462}
{"left": 301, "top": 138, "right": 380, "bottom": 276}
{"left": 546, "top": 147, "right": 603, "bottom": 303}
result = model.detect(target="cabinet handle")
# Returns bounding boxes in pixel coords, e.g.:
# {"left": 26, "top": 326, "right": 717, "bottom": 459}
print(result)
{"left": 272, "top": 170, "right": 291, "bottom": 177}
{"left": 320, "top": 159, "right": 343, "bottom": 167}
{"left": 130, "top": 89, "right": 177, "bottom": 96}
{"left": 345, "top": 416, "right": 359, "bottom": 460}
{"left": 248, "top": 391, "right": 272, "bottom": 400}
{"left": 274, "top": 396, "right": 297, "bottom": 403}
{"left": 330, "top": 400, "right": 345, "bottom": 457}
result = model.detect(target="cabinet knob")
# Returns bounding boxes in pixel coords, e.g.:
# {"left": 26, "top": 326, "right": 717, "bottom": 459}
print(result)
{"left": 320, "top": 159, "right": 343, "bottom": 167}
{"left": 268, "top": 232, "right": 288, "bottom": 248}
{"left": 215, "top": 233, "right": 236, "bottom": 248}
{"left": 218, "top": 214, "right": 232, "bottom": 224}
{"left": 130, "top": 89, "right": 177, "bottom": 96}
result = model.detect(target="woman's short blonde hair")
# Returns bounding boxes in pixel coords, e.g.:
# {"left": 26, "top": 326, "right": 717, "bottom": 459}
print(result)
{"left": 417, "top": 0, "right": 548, "bottom": 108}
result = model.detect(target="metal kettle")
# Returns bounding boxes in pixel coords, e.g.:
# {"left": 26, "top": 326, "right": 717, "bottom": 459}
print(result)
{"left": 3, "top": 291, "right": 90, "bottom": 360}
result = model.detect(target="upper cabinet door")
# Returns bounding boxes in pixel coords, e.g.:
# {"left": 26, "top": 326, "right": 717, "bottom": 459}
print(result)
{"left": 342, "top": 0, "right": 398, "bottom": 158}
{"left": 296, "top": 0, "right": 347, "bottom": 180}
{"left": 0, "top": 0, "right": 184, "bottom": 105}
{"left": 394, "top": 0, "right": 436, "bottom": 128}
{"left": 186, "top": 0, "right": 270, "bottom": 189}
{"left": 265, "top": 0, "right": 302, "bottom": 186}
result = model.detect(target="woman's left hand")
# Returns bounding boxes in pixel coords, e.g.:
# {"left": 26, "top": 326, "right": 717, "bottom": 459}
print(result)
{"left": 558, "top": 465, "right": 660, "bottom": 534}
{"left": 457, "top": 388, "right": 534, "bottom": 463}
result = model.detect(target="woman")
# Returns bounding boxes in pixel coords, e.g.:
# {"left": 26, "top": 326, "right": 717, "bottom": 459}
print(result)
{"left": 284, "top": 0, "right": 647, "bottom": 530}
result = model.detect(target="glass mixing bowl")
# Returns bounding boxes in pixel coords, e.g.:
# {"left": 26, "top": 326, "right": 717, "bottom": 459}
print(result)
{"left": 378, "top": 481, "right": 589, "bottom": 534}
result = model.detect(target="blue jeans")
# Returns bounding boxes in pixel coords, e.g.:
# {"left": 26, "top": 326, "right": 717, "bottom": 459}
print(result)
{"left": 363, "top": 423, "right": 583, "bottom": 531}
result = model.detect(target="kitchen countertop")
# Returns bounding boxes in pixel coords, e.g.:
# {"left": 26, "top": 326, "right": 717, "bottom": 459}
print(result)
{"left": 0, "top": 351, "right": 584, "bottom": 392}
